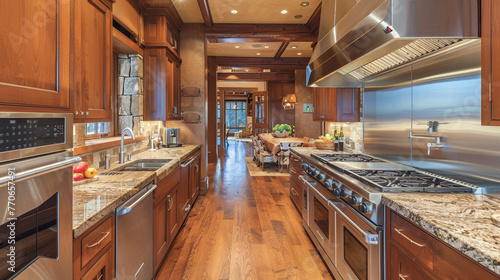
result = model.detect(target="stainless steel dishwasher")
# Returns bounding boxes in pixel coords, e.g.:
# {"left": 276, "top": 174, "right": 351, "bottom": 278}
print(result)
{"left": 116, "top": 182, "right": 156, "bottom": 280}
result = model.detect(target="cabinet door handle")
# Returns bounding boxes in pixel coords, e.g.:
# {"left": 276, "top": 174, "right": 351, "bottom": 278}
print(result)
{"left": 399, "top": 274, "right": 409, "bottom": 280}
{"left": 86, "top": 111, "right": 89, "bottom": 115}
{"left": 394, "top": 228, "right": 425, "bottom": 247}
{"left": 293, "top": 157, "right": 300, "bottom": 162}
{"left": 291, "top": 169, "right": 298, "bottom": 175}
{"left": 195, "top": 164, "right": 199, "bottom": 173}
{"left": 87, "top": 232, "right": 110, "bottom": 248}
{"left": 75, "top": 111, "right": 79, "bottom": 115}
{"left": 291, "top": 187, "right": 299, "bottom": 196}
{"left": 81, "top": 111, "right": 84, "bottom": 115}
{"left": 167, "top": 195, "right": 173, "bottom": 211}
{"left": 184, "top": 203, "right": 191, "bottom": 212}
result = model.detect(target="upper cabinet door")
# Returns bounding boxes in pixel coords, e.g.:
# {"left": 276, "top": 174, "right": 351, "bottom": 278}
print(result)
{"left": 73, "top": 0, "right": 113, "bottom": 121}
{"left": 0, "top": 0, "right": 70, "bottom": 111}
{"left": 482, "top": 0, "right": 500, "bottom": 125}
{"left": 312, "top": 87, "right": 361, "bottom": 122}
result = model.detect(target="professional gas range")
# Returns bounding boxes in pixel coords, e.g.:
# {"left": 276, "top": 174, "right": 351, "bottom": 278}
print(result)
{"left": 303, "top": 153, "right": 479, "bottom": 226}
{"left": 297, "top": 152, "right": 481, "bottom": 280}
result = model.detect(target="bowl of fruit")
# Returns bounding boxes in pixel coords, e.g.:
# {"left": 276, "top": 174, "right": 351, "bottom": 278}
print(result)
{"left": 315, "top": 135, "right": 335, "bottom": 150}
{"left": 73, "top": 162, "right": 99, "bottom": 185}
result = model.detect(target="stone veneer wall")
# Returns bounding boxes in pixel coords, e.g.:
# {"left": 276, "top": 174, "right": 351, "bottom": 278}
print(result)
{"left": 118, "top": 54, "right": 143, "bottom": 136}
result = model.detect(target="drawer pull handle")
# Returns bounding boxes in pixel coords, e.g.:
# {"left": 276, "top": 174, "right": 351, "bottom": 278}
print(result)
{"left": 291, "top": 187, "right": 299, "bottom": 196}
{"left": 399, "top": 274, "right": 408, "bottom": 280}
{"left": 167, "top": 195, "right": 173, "bottom": 211}
{"left": 291, "top": 169, "right": 298, "bottom": 175}
{"left": 395, "top": 228, "right": 424, "bottom": 247}
{"left": 87, "top": 232, "right": 110, "bottom": 248}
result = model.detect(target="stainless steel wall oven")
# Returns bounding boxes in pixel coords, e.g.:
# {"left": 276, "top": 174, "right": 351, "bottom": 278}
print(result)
{"left": 0, "top": 112, "right": 77, "bottom": 280}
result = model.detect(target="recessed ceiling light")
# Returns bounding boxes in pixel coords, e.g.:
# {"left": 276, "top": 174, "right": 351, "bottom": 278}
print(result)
{"left": 231, "top": 10, "right": 238, "bottom": 14}
{"left": 300, "top": 2, "right": 310, "bottom": 7}
{"left": 291, "top": 45, "right": 297, "bottom": 49}
{"left": 256, "top": 53, "right": 261, "bottom": 55}
{"left": 235, "top": 46, "right": 240, "bottom": 48}
{"left": 264, "top": 45, "right": 269, "bottom": 49}
{"left": 295, "top": 15, "right": 303, "bottom": 19}
{"left": 297, "top": 53, "right": 302, "bottom": 55}
{"left": 281, "top": 10, "right": 288, "bottom": 14}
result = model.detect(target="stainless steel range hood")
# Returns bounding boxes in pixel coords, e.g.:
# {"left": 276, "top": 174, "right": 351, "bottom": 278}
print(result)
{"left": 306, "top": 0, "right": 480, "bottom": 87}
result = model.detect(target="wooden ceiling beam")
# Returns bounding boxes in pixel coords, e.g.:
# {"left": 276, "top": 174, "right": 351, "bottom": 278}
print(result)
{"left": 307, "top": 3, "right": 322, "bottom": 39}
{"left": 218, "top": 72, "right": 295, "bottom": 82}
{"left": 274, "top": 42, "right": 290, "bottom": 60}
{"left": 197, "top": 0, "right": 213, "bottom": 27}
{"left": 205, "top": 24, "right": 317, "bottom": 43}
{"left": 215, "top": 56, "right": 309, "bottom": 70}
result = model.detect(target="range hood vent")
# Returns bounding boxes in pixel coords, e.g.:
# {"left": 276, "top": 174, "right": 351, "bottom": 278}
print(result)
{"left": 348, "top": 39, "right": 461, "bottom": 80}
{"left": 307, "top": 0, "right": 480, "bottom": 88}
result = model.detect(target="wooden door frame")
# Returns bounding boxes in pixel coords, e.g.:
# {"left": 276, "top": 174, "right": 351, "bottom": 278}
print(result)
{"left": 217, "top": 87, "right": 258, "bottom": 156}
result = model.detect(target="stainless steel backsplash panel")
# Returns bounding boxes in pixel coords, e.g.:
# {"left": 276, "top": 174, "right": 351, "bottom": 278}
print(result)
{"left": 364, "top": 73, "right": 500, "bottom": 188}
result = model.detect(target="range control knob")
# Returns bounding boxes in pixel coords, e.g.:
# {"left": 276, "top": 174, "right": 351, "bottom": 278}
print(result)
{"left": 349, "top": 195, "right": 362, "bottom": 206}
{"left": 316, "top": 172, "right": 325, "bottom": 181}
{"left": 333, "top": 189, "right": 341, "bottom": 197}
{"left": 340, "top": 188, "right": 352, "bottom": 198}
{"left": 324, "top": 179, "right": 333, "bottom": 190}
{"left": 308, "top": 167, "right": 316, "bottom": 175}
{"left": 314, "top": 169, "right": 321, "bottom": 177}
{"left": 360, "top": 203, "right": 373, "bottom": 214}
{"left": 302, "top": 163, "right": 309, "bottom": 170}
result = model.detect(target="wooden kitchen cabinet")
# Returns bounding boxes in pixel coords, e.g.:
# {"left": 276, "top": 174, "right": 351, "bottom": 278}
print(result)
{"left": 482, "top": 0, "right": 500, "bottom": 125}
{"left": 143, "top": 47, "right": 181, "bottom": 121}
{"left": 0, "top": 0, "right": 71, "bottom": 112}
{"left": 386, "top": 208, "right": 500, "bottom": 280}
{"left": 312, "top": 88, "right": 360, "bottom": 122}
{"left": 154, "top": 166, "right": 180, "bottom": 272}
{"left": 74, "top": 213, "right": 114, "bottom": 280}
{"left": 72, "top": 0, "right": 113, "bottom": 122}
{"left": 189, "top": 151, "right": 201, "bottom": 205}
{"left": 289, "top": 153, "right": 303, "bottom": 212}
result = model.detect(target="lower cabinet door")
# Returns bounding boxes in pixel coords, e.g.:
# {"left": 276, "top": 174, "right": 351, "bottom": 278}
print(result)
{"left": 154, "top": 196, "right": 168, "bottom": 272}
{"left": 390, "top": 244, "right": 433, "bottom": 280}
{"left": 166, "top": 185, "right": 179, "bottom": 244}
{"left": 81, "top": 248, "right": 113, "bottom": 280}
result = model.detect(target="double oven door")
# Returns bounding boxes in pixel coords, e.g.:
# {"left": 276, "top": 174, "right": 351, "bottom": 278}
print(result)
{"left": 0, "top": 152, "right": 77, "bottom": 280}
{"left": 329, "top": 200, "right": 383, "bottom": 280}
{"left": 305, "top": 177, "right": 336, "bottom": 265}
{"left": 303, "top": 175, "right": 383, "bottom": 280}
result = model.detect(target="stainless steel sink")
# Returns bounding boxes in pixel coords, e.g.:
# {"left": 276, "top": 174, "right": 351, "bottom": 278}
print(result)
{"left": 118, "top": 159, "right": 172, "bottom": 171}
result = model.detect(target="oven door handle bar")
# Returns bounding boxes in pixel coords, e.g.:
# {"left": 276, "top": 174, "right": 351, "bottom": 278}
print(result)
{"left": 327, "top": 200, "right": 379, "bottom": 245}
{"left": 0, "top": 156, "right": 82, "bottom": 185}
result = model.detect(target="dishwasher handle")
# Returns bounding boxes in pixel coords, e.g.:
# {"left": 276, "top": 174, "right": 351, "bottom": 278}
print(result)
{"left": 181, "top": 157, "right": 195, "bottom": 168}
{"left": 117, "top": 184, "right": 157, "bottom": 216}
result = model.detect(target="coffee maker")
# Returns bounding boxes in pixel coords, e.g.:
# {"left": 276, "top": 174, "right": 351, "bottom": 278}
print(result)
{"left": 164, "top": 128, "right": 182, "bottom": 147}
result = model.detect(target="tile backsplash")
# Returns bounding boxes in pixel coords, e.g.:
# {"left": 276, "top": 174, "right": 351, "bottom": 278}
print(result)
{"left": 325, "top": 122, "right": 364, "bottom": 153}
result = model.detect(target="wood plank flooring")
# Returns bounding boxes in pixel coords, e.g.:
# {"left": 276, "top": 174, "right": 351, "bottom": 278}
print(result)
{"left": 156, "top": 140, "right": 333, "bottom": 280}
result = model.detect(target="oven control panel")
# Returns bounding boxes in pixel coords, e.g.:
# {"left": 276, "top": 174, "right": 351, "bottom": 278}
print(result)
{"left": 0, "top": 118, "right": 66, "bottom": 152}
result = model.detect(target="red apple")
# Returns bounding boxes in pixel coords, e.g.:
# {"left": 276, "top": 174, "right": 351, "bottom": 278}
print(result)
{"left": 73, "top": 162, "right": 89, "bottom": 173}
{"left": 73, "top": 173, "right": 84, "bottom": 181}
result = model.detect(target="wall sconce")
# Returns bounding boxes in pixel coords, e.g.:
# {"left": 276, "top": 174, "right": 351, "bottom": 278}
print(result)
{"left": 282, "top": 94, "right": 297, "bottom": 110}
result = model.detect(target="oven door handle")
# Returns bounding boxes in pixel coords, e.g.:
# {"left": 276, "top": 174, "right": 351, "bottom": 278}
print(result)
{"left": 0, "top": 156, "right": 81, "bottom": 185}
{"left": 327, "top": 200, "right": 379, "bottom": 245}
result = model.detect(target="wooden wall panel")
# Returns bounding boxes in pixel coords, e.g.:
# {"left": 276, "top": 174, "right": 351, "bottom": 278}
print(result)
{"left": 267, "top": 82, "right": 295, "bottom": 131}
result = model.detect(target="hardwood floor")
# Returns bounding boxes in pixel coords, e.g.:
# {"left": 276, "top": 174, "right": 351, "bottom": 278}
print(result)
{"left": 156, "top": 140, "right": 333, "bottom": 280}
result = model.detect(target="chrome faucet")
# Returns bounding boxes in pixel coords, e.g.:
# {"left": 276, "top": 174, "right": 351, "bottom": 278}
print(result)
{"left": 120, "top": 127, "right": 136, "bottom": 164}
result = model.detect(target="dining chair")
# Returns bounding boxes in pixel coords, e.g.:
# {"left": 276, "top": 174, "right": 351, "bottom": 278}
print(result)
{"left": 251, "top": 136, "right": 259, "bottom": 162}
{"left": 278, "top": 142, "right": 304, "bottom": 172}
{"left": 257, "top": 140, "right": 274, "bottom": 169}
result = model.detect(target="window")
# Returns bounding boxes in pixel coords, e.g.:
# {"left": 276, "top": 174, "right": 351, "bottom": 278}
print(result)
{"left": 225, "top": 101, "right": 247, "bottom": 134}
{"left": 85, "top": 122, "right": 111, "bottom": 139}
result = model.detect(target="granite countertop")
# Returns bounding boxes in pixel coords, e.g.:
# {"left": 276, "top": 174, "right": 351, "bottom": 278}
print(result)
{"left": 291, "top": 146, "right": 349, "bottom": 158}
{"left": 72, "top": 144, "right": 201, "bottom": 238}
{"left": 383, "top": 193, "right": 500, "bottom": 275}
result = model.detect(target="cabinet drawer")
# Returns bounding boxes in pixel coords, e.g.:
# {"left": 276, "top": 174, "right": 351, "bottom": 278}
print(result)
{"left": 390, "top": 211, "right": 434, "bottom": 270}
{"left": 290, "top": 153, "right": 302, "bottom": 170}
{"left": 390, "top": 244, "right": 433, "bottom": 280}
{"left": 81, "top": 216, "right": 113, "bottom": 269}
{"left": 155, "top": 166, "right": 180, "bottom": 204}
